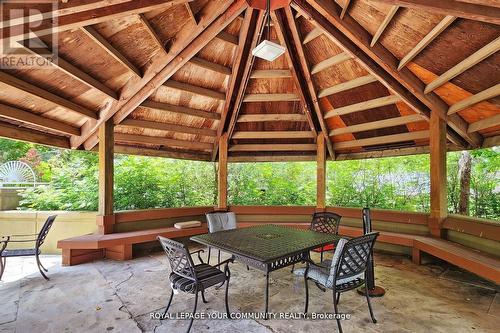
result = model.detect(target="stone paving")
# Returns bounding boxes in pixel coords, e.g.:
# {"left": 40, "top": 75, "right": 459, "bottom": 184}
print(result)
{"left": 0, "top": 248, "right": 498, "bottom": 333}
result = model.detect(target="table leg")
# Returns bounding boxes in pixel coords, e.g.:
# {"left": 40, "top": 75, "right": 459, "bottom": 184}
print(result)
{"left": 265, "top": 270, "right": 269, "bottom": 319}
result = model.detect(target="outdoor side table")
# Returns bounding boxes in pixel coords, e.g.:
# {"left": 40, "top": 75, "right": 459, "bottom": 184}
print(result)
{"left": 191, "top": 224, "right": 341, "bottom": 316}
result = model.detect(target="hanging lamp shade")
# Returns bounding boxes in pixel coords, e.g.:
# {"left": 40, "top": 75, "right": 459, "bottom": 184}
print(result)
{"left": 252, "top": 40, "right": 286, "bottom": 61}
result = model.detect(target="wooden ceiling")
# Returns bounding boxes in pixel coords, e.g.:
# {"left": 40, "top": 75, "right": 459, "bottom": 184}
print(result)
{"left": 0, "top": 0, "right": 498, "bottom": 162}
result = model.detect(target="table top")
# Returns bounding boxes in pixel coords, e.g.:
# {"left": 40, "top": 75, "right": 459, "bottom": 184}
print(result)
{"left": 190, "top": 224, "right": 341, "bottom": 264}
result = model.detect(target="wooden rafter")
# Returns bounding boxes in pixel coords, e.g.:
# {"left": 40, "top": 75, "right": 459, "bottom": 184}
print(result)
{"left": 185, "top": 2, "right": 199, "bottom": 25}
{"left": 424, "top": 37, "right": 500, "bottom": 94}
{"left": 483, "top": 135, "right": 500, "bottom": 148}
{"left": 468, "top": 114, "right": 500, "bottom": 134}
{"left": 229, "top": 144, "right": 317, "bottom": 152}
{"left": 310, "top": 52, "right": 352, "bottom": 75}
{"left": 281, "top": 7, "right": 334, "bottom": 158}
{"left": 293, "top": 0, "right": 481, "bottom": 148}
{"left": 250, "top": 69, "right": 292, "bottom": 78}
{"left": 189, "top": 57, "right": 232, "bottom": 76}
{"left": 243, "top": 94, "right": 300, "bottom": 102}
{"left": 333, "top": 130, "right": 429, "bottom": 149}
{"left": 302, "top": 27, "right": 323, "bottom": 44}
{"left": 120, "top": 119, "right": 217, "bottom": 137}
{"left": 330, "top": 114, "right": 424, "bottom": 136}
{"left": 21, "top": 44, "right": 118, "bottom": 100}
{"left": 237, "top": 114, "right": 307, "bottom": 122}
{"left": 115, "top": 145, "right": 212, "bottom": 161}
{"left": 340, "top": 0, "right": 352, "bottom": 19}
{"left": 0, "top": 122, "right": 70, "bottom": 149}
{"left": 163, "top": 80, "right": 226, "bottom": 101}
{"left": 0, "top": 71, "right": 98, "bottom": 120}
{"left": 217, "top": 31, "right": 239, "bottom": 46}
{"left": 140, "top": 100, "right": 221, "bottom": 120}
{"left": 137, "top": 13, "right": 167, "bottom": 54}
{"left": 1, "top": 0, "right": 191, "bottom": 42}
{"left": 317, "top": 75, "right": 377, "bottom": 98}
{"left": 115, "top": 133, "right": 213, "bottom": 150}
{"left": 232, "top": 131, "right": 315, "bottom": 139}
{"left": 81, "top": 26, "right": 142, "bottom": 77}
{"left": 324, "top": 95, "right": 401, "bottom": 118}
{"left": 448, "top": 84, "right": 500, "bottom": 115}
{"left": 76, "top": 0, "right": 247, "bottom": 150}
{"left": 371, "top": 0, "right": 500, "bottom": 25}
{"left": 0, "top": 103, "right": 80, "bottom": 136}
{"left": 398, "top": 16, "right": 456, "bottom": 70}
{"left": 370, "top": 5, "right": 399, "bottom": 47}
{"left": 271, "top": 10, "right": 319, "bottom": 141}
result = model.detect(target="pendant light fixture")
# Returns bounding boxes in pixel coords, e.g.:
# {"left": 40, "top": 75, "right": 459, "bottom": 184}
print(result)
{"left": 251, "top": 0, "right": 286, "bottom": 61}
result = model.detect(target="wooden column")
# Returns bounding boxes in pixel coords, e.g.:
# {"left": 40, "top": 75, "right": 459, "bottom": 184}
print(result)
{"left": 97, "top": 119, "right": 115, "bottom": 234}
{"left": 317, "top": 133, "right": 326, "bottom": 210}
{"left": 217, "top": 133, "right": 228, "bottom": 210}
{"left": 429, "top": 111, "right": 447, "bottom": 237}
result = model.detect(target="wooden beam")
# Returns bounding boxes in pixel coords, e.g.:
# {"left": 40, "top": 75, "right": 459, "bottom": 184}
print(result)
{"left": 282, "top": 7, "right": 334, "bottom": 158}
{"left": 114, "top": 133, "right": 214, "bottom": 150}
{"left": 141, "top": 100, "right": 220, "bottom": 120}
{"left": 250, "top": 69, "right": 292, "bottom": 79}
{"left": 371, "top": 0, "right": 500, "bottom": 25}
{"left": 229, "top": 154, "right": 316, "bottom": 162}
{"left": 22, "top": 45, "right": 118, "bottom": 100}
{"left": 398, "top": 16, "right": 456, "bottom": 70}
{"left": 98, "top": 119, "right": 114, "bottom": 234}
{"left": 115, "top": 145, "right": 212, "bottom": 161}
{"left": 316, "top": 133, "right": 326, "bottom": 209}
{"left": 317, "top": 75, "right": 377, "bottom": 98}
{"left": 340, "top": 0, "right": 351, "bottom": 19}
{"left": 333, "top": 130, "right": 429, "bottom": 149}
{"left": 232, "top": 131, "right": 315, "bottom": 139}
{"left": 370, "top": 5, "right": 399, "bottom": 47}
{"left": 424, "top": 37, "right": 500, "bottom": 94}
{"left": 0, "top": 71, "right": 97, "bottom": 120}
{"left": 335, "top": 145, "right": 431, "bottom": 161}
{"left": 229, "top": 144, "right": 317, "bottom": 151}
{"left": 237, "top": 114, "right": 307, "bottom": 122}
{"left": 185, "top": 2, "right": 199, "bottom": 25}
{"left": 81, "top": 26, "right": 142, "bottom": 77}
{"left": 325, "top": 95, "right": 401, "bottom": 118}
{"left": 0, "top": 121, "right": 70, "bottom": 149}
{"left": 189, "top": 57, "right": 232, "bottom": 76}
{"left": 448, "top": 84, "right": 500, "bottom": 115}
{"left": 482, "top": 135, "right": 500, "bottom": 148}
{"left": 74, "top": 0, "right": 244, "bottom": 149}
{"left": 271, "top": 10, "right": 319, "bottom": 140}
{"left": 2, "top": 0, "right": 191, "bottom": 42}
{"left": 218, "top": 133, "right": 228, "bottom": 209}
{"left": 468, "top": 114, "right": 500, "bottom": 134}
{"left": 0, "top": 103, "right": 80, "bottom": 136}
{"left": 137, "top": 13, "right": 166, "bottom": 54}
{"left": 303, "top": 27, "right": 323, "bottom": 44}
{"left": 163, "top": 80, "right": 226, "bottom": 101}
{"left": 310, "top": 52, "right": 351, "bottom": 75}
{"left": 330, "top": 114, "right": 424, "bottom": 136}
{"left": 120, "top": 119, "right": 217, "bottom": 137}
{"left": 429, "top": 110, "right": 447, "bottom": 237}
{"left": 293, "top": 0, "right": 481, "bottom": 147}
{"left": 243, "top": 94, "right": 301, "bottom": 102}
{"left": 217, "top": 31, "right": 239, "bottom": 46}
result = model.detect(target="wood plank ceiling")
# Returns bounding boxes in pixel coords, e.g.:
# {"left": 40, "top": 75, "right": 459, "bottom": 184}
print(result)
{"left": 0, "top": 0, "right": 498, "bottom": 162}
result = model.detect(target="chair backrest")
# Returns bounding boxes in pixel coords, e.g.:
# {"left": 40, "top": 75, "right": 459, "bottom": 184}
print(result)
{"left": 310, "top": 212, "right": 341, "bottom": 235}
{"left": 0, "top": 237, "right": 8, "bottom": 254}
{"left": 158, "top": 236, "right": 196, "bottom": 281}
{"left": 36, "top": 215, "right": 56, "bottom": 248}
{"left": 206, "top": 211, "right": 237, "bottom": 233}
{"left": 327, "top": 232, "right": 379, "bottom": 287}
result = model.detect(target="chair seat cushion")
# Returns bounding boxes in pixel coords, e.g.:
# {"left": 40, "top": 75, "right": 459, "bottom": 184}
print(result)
{"left": 2, "top": 248, "right": 38, "bottom": 257}
{"left": 169, "top": 263, "right": 226, "bottom": 293}
{"left": 294, "top": 265, "right": 363, "bottom": 288}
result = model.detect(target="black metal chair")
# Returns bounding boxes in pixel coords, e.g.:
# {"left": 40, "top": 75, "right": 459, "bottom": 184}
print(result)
{"left": 205, "top": 211, "right": 237, "bottom": 265}
{"left": 298, "top": 232, "right": 379, "bottom": 333}
{"left": 292, "top": 212, "right": 342, "bottom": 272}
{"left": 157, "top": 236, "right": 233, "bottom": 333}
{"left": 0, "top": 215, "right": 56, "bottom": 281}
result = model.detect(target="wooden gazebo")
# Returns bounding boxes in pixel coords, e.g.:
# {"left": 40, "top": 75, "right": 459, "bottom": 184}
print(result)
{"left": 0, "top": 1, "right": 499, "bottom": 280}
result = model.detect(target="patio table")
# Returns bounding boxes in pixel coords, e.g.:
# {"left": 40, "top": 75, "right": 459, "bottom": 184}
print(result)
{"left": 191, "top": 224, "right": 341, "bottom": 315}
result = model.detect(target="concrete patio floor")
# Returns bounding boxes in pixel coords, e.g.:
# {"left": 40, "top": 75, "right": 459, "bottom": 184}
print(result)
{"left": 1, "top": 248, "right": 498, "bottom": 333}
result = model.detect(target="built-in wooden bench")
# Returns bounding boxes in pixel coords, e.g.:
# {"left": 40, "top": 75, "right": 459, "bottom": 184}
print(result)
{"left": 57, "top": 225, "right": 208, "bottom": 266}
{"left": 412, "top": 237, "right": 500, "bottom": 284}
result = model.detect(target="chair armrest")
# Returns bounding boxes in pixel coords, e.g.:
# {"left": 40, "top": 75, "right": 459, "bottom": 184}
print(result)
{"left": 212, "top": 258, "right": 234, "bottom": 268}
{"left": 8, "top": 233, "right": 38, "bottom": 237}
{"left": 190, "top": 249, "right": 205, "bottom": 263}
{"left": 0, "top": 236, "right": 10, "bottom": 253}
{"left": 5, "top": 239, "right": 37, "bottom": 243}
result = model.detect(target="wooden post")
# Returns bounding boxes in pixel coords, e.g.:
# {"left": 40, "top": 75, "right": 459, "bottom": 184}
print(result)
{"left": 317, "top": 133, "right": 326, "bottom": 210}
{"left": 218, "top": 133, "right": 228, "bottom": 210}
{"left": 429, "top": 111, "right": 447, "bottom": 237}
{"left": 97, "top": 119, "right": 114, "bottom": 234}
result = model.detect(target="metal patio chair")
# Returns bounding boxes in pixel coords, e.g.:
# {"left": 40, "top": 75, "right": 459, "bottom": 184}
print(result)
{"left": 0, "top": 215, "right": 57, "bottom": 281}
{"left": 205, "top": 211, "right": 237, "bottom": 265}
{"left": 297, "top": 232, "right": 379, "bottom": 333}
{"left": 158, "top": 236, "right": 233, "bottom": 333}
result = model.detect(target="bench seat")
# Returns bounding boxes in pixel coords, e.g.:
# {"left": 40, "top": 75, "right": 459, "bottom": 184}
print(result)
{"left": 412, "top": 237, "right": 500, "bottom": 284}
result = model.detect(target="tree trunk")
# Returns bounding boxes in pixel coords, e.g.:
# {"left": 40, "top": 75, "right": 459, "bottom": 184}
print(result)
{"left": 458, "top": 151, "right": 472, "bottom": 215}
